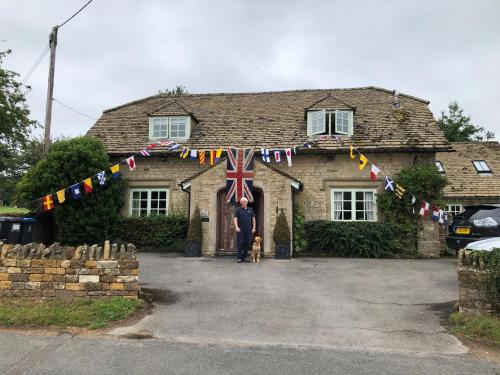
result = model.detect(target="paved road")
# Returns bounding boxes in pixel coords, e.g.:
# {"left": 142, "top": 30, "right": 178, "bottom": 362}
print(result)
{"left": 0, "top": 255, "right": 499, "bottom": 374}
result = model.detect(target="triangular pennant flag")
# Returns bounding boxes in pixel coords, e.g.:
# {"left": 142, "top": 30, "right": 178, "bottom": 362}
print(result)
{"left": 190, "top": 149, "right": 198, "bottom": 160}
{"left": 370, "top": 164, "right": 380, "bottom": 181}
{"left": 110, "top": 164, "right": 121, "bottom": 179}
{"left": 285, "top": 148, "right": 292, "bottom": 167}
{"left": 261, "top": 148, "right": 270, "bottom": 162}
{"left": 97, "top": 171, "right": 106, "bottom": 185}
{"left": 210, "top": 150, "right": 216, "bottom": 166}
{"left": 180, "top": 147, "right": 189, "bottom": 159}
{"left": 139, "top": 149, "right": 151, "bottom": 156}
{"left": 419, "top": 201, "right": 430, "bottom": 216}
{"left": 215, "top": 148, "right": 223, "bottom": 164}
{"left": 199, "top": 150, "right": 206, "bottom": 165}
{"left": 358, "top": 154, "right": 368, "bottom": 171}
{"left": 126, "top": 156, "right": 136, "bottom": 171}
{"left": 69, "top": 183, "right": 82, "bottom": 200}
{"left": 83, "top": 178, "right": 93, "bottom": 193}
{"left": 274, "top": 150, "right": 282, "bottom": 163}
{"left": 56, "top": 189, "right": 66, "bottom": 204}
{"left": 395, "top": 183, "right": 405, "bottom": 199}
{"left": 42, "top": 195, "right": 54, "bottom": 211}
{"left": 349, "top": 145, "right": 356, "bottom": 160}
{"left": 384, "top": 177, "right": 395, "bottom": 192}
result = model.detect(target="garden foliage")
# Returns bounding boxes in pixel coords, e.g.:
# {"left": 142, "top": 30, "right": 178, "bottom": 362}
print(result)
{"left": 186, "top": 206, "right": 203, "bottom": 243}
{"left": 273, "top": 210, "right": 291, "bottom": 244}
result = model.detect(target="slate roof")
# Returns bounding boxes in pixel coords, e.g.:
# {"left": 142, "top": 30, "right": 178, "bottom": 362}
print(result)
{"left": 437, "top": 142, "right": 500, "bottom": 198}
{"left": 87, "top": 87, "right": 450, "bottom": 155}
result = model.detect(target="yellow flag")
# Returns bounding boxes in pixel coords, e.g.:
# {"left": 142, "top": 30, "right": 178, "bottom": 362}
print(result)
{"left": 56, "top": 189, "right": 66, "bottom": 204}
{"left": 110, "top": 164, "right": 120, "bottom": 174}
{"left": 215, "top": 148, "right": 222, "bottom": 160}
{"left": 358, "top": 154, "right": 368, "bottom": 171}
{"left": 349, "top": 145, "right": 356, "bottom": 159}
{"left": 180, "top": 147, "right": 189, "bottom": 158}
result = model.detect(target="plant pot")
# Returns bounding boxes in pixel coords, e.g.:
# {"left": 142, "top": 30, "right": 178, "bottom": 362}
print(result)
{"left": 184, "top": 240, "right": 202, "bottom": 257}
{"left": 274, "top": 243, "right": 291, "bottom": 259}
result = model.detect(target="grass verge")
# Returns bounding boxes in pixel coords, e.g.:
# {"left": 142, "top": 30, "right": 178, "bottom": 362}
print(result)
{"left": 0, "top": 207, "right": 29, "bottom": 214}
{"left": 0, "top": 297, "right": 144, "bottom": 330}
{"left": 449, "top": 312, "right": 500, "bottom": 346}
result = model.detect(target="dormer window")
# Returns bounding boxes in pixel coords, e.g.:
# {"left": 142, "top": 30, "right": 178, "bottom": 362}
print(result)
{"left": 307, "top": 110, "right": 353, "bottom": 137}
{"left": 149, "top": 116, "right": 190, "bottom": 140}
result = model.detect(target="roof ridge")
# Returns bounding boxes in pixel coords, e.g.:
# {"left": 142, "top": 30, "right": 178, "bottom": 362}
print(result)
{"left": 101, "top": 86, "right": 429, "bottom": 114}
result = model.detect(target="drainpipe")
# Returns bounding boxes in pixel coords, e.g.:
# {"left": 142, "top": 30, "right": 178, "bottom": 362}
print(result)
{"left": 179, "top": 183, "right": 191, "bottom": 219}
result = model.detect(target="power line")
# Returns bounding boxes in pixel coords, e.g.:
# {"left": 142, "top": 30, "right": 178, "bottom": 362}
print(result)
{"left": 21, "top": 44, "right": 50, "bottom": 85}
{"left": 52, "top": 98, "right": 98, "bottom": 121}
{"left": 58, "top": 0, "right": 94, "bottom": 28}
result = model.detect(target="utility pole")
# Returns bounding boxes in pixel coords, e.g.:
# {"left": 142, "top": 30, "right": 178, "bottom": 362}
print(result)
{"left": 42, "top": 26, "right": 58, "bottom": 157}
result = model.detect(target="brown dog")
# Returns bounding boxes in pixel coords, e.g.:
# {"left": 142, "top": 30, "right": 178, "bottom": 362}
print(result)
{"left": 251, "top": 236, "right": 262, "bottom": 263}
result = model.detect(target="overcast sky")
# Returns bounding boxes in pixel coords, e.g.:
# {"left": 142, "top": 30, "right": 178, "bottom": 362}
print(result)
{"left": 1, "top": 0, "right": 499, "bottom": 140}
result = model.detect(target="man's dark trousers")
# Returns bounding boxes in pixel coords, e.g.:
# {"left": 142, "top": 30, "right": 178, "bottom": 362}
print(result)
{"left": 237, "top": 229, "right": 252, "bottom": 261}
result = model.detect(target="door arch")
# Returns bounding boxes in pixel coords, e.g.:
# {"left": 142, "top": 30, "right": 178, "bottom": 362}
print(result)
{"left": 216, "top": 188, "right": 264, "bottom": 256}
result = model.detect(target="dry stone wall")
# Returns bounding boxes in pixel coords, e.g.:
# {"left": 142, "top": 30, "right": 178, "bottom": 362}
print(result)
{"left": 0, "top": 241, "right": 139, "bottom": 298}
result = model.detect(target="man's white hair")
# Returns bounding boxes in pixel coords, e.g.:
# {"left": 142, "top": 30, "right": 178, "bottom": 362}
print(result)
{"left": 240, "top": 197, "right": 248, "bottom": 203}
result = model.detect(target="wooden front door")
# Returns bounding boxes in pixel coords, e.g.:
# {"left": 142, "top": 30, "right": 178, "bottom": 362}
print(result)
{"left": 216, "top": 189, "right": 264, "bottom": 255}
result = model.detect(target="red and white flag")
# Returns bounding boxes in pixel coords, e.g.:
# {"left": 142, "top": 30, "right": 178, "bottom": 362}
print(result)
{"left": 146, "top": 143, "right": 157, "bottom": 150}
{"left": 419, "top": 201, "right": 430, "bottom": 216}
{"left": 274, "top": 150, "right": 282, "bottom": 163}
{"left": 139, "top": 149, "right": 151, "bottom": 156}
{"left": 126, "top": 156, "right": 136, "bottom": 171}
{"left": 160, "top": 140, "right": 173, "bottom": 147}
{"left": 370, "top": 164, "right": 380, "bottom": 181}
{"left": 285, "top": 148, "right": 292, "bottom": 167}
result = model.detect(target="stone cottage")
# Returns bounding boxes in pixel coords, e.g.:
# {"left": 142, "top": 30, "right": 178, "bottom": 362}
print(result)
{"left": 87, "top": 87, "right": 450, "bottom": 257}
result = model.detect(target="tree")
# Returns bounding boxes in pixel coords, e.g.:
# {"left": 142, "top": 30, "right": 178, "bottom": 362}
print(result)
{"left": 16, "top": 136, "right": 124, "bottom": 245}
{"left": 438, "top": 101, "right": 494, "bottom": 142}
{"left": 158, "top": 85, "right": 190, "bottom": 96}
{"left": 0, "top": 49, "right": 40, "bottom": 203}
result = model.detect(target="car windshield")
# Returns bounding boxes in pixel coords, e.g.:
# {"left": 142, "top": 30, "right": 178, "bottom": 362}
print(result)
{"left": 456, "top": 205, "right": 500, "bottom": 220}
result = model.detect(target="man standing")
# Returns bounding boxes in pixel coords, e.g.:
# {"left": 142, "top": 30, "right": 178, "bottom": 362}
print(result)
{"left": 233, "top": 197, "right": 256, "bottom": 263}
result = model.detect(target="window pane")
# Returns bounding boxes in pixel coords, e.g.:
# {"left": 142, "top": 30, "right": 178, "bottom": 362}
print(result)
{"left": 170, "top": 117, "right": 187, "bottom": 138}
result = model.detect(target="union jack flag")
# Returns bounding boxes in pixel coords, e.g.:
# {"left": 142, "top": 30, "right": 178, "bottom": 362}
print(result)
{"left": 226, "top": 147, "right": 255, "bottom": 203}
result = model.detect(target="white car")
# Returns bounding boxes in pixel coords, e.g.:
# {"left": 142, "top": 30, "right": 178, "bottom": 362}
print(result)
{"left": 464, "top": 237, "right": 500, "bottom": 252}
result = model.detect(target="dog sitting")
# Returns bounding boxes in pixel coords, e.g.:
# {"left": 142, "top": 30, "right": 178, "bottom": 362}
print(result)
{"left": 251, "top": 236, "right": 262, "bottom": 263}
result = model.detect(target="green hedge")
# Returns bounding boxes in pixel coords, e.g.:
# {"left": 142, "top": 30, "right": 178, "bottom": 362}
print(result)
{"left": 303, "top": 221, "right": 404, "bottom": 258}
{"left": 113, "top": 214, "right": 188, "bottom": 252}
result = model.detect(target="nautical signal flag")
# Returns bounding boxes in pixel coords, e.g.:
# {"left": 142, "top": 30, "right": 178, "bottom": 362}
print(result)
{"left": 180, "top": 147, "right": 189, "bottom": 159}
{"left": 97, "top": 171, "right": 106, "bottom": 185}
{"left": 370, "top": 164, "right": 380, "bottom": 181}
{"left": 160, "top": 140, "right": 173, "bottom": 147}
{"left": 395, "top": 184, "right": 405, "bottom": 199}
{"left": 110, "top": 164, "right": 120, "bottom": 179}
{"left": 384, "top": 176, "right": 395, "bottom": 192}
{"left": 274, "top": 150, "right": 282, "bottom": 163}
{"left": 303, "top": 143, "right": 312, "bottom": 148}
{"left": 358, "top": 154, "right": 368, "bottom": 171}
{"left": 168, "top": 143, "right": 180, "bottom": 151}
{"left": 190, "top": 149, "right": 198, "bottom": 160}
{"left": 83, "top": 178, "right": 93, "bottom": 193}
{"left": 285, "top": 148, "right": 292, "bottom": 167}
{"left": 199, "top": 150, "right": 206, "bottom": 165}
{"left": 419, "top": 201, "right": 430, "bottom": 216}
{"left": 215, "top": 148, "right": 223, "bottom": 164}
{"left": 126, "top": 156, "right": 136, "bottom": 171}
{"left": 139, "top": 149, "right": 151, "bottom": 156}
{"left": 69, "top": 183, "right": 82, "bottom": 200}
{"left": 431, "top": 206, "right": 440, "bottom": 221}
{"left": 56, "top": 189, "right": 66, "bottom": 204}
{"left": 42, "top": 195, "right": 54, "bottom": 211}
{"left": 210, "top": 150, "right": 216, "bottom": 166}
{"left": 349, "top": 145, "right": 356, "bottom": 159}
{"left": 146, "top": 143, "right": 157, "bottom": 150}
{"left": 261, "top": 148, "right": 270, "bottom": 162}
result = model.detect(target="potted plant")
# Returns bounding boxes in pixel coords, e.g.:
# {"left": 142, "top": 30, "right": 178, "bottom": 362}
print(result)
{"left": 185, "top": 206, "right": 203, "bottom": 257}
{"left": 273, "top": 210, "right": 291, "bottom": 259}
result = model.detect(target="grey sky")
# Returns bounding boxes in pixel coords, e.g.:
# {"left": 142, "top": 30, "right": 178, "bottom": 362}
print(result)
{"left": 1, "top": 0, "right": 499, "bottom": 139}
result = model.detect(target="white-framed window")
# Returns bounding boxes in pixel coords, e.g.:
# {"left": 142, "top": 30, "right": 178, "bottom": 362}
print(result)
{"left": 446, "top": 204, "right": 463, "bottom": 217}
{"left": 435, "top": 160, "right": 445, "bottom": 173}
{"left": 331, "top": 188, "right": 377, "bottom": 221}
{"left": 149, "top": 116, "right": 190, "bottom": 140}
{"left": 472, "top": 160, "right": 491, "bottom": 173}
{"left": 307, "top": 110, "right": 353, "bottom": 137}
{"left": 130, "top": 188, "right": 169, "bottom": 217}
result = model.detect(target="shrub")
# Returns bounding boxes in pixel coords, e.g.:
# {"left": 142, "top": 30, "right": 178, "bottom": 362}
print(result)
{"left": 15, "top": 136, "right": 124, "bottom": 245}
{"left": 377, "top": 164, "right": 447, "bottom": 252}
{"left": 186, "top": 206, "right": 203, "bottom": 242}
{"left": 273, "top": 210, "right": 291, "bottom": 244}
{"left": 303, "top": 221, "right": 403, "bottom": 258}
{"left": 113, "top": 213, "right": 188, "bottom": 251}
{"left": 293, "top": 204, "right": 307, "bottom": 252}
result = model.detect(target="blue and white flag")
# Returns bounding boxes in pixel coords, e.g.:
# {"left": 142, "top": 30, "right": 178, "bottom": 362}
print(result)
{"left": 303, "top": 143, "right": 312, "bottom": 148}
{"left": 190, "top": 149, "right": 198, "bottom": 160}
{"left": 431, "top": 206, "right": 440, "bottom": 221}
{"left": 261, "top": 148, "right": 270, "bottom": 162}
{"left": 168, "top": 143, "right": 180, "bottom": 151}
{"left": 384, "top": 177, "right": 395, "bottom": 192}
{"left": 96, "top": 171, "right": 106, "bottom": 185}
{"left": 69, "top": 183, "right": 82, "bottom": 200}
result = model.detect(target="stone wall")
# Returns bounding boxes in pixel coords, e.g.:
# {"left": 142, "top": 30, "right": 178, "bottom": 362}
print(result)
{"left": 0, "top": 241, "right": 139, "bottom": 298}
{"left": 457, "top": 249, "right": 499, "bottom": 314}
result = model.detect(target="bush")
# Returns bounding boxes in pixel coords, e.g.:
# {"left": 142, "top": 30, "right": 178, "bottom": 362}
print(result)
{"left": 186, "top": 206, "right": 203, "bottom": 242}
{"left": 273, "top": 210, "right": 291, "bottom": 244}
{"left": 293, "top": 204, "right": 307, "bottom": 252}
{"left": 303, "top": 221, "right": 403, "bottom": 258}
{"left": 15, "top": 136, "right": 124, "bottom": 245}
{"left": 113, "top": 214, "right": 188, "bottom": 251}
